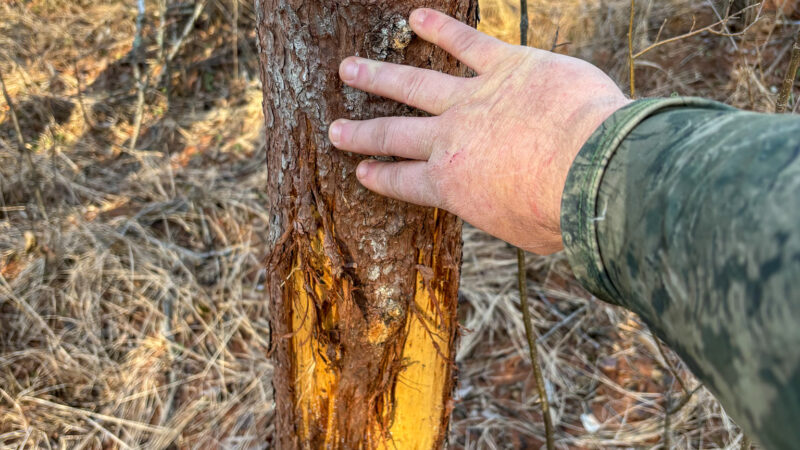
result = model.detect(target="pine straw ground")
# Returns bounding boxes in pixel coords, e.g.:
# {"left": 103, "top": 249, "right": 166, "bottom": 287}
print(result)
{"left": 0, "top": 0, "right": 797, "bottom": 448}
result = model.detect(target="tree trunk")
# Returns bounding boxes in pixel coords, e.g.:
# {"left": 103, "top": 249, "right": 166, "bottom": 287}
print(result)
{"left": 255, "top": 1, "right": 477, "bottom": 448}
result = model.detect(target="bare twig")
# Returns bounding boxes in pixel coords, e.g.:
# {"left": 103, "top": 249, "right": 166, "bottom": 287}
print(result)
{"left": 633, "top": 4, "right": 761, "bottom": 60}
{"left": 550, "top": 26, "right": 565, "bottom": 53}
{"left": 156, "top": 0, "right": 168, "bottom": 63}
{"left": 232, "top": 0, "right": 239, "bottom": 81}
{"left": 776, "top": 31, "right": 800, "bottom": 113}
{"left": 166, "top": 0, "right": 206, "bottom": 64}
{"left": 628, "top": 0, "right": 636, "bottom": 98}
{"left": 517, "top": 249, "right": 555, "bottom": 450}
{"left": 151, "top": 0, "right": 206, "bottom": 90}
{"left": 517, "top": 9, "right": 555, "bottom": 447}
{"left": 520, "top": 0, "right": 529, "bottom": 47}
{"left": 0, "top": 70, "right": 25, "bottom": 152}
{"left": 131, "top": 0, "right": 204, "bottom": 151}
{"left": 130, "top": 0, "right": 147, "bottom": 152}
{"left": 627, "top": 1, "right": 761, "bottom": 100}
{"left": 706, "top": 0, "right": 739, "bottom": 51}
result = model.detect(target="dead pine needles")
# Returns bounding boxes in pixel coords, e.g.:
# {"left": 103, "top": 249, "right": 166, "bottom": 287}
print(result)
{"left": 0, "top": 67, "right": 47, "bottom": 220}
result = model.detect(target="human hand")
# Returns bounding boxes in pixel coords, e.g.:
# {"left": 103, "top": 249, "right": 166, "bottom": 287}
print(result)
{"left": 328, "top": 8, "right": 630, "bottom": 254}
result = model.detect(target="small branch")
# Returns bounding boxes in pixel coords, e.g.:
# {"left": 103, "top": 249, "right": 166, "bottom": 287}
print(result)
{"left": 165, "top": 0, "right": 206, "bottom": 64}
{"left": 776, "top": 31, "right": 800, "bottom": 113}
{"left": 0, "top": 70, "right": 26, "bottom": 150}
{"left": 151, "top": 0, "right": 206, "bottom": 89}
{"left": 156, "top": 0, "right": 168, "bottom": 63}
{"left": 518, "top": 11, "right": 554, "bottom": 447}
{"left": 550, "top": 26, "right": 560, "bottom": 52}
{"left": 517, "top": 249, "right": 555, "bottom": 450}
{"left": 520, "top": 0, "right": 529, "bottom": 48}
{"left": 627, "top": 1, "right": 761, "bottom": 102}
{"left": 156, "top": 0, "right": 172, "bottom": 105}
{"left": 633, "top": 4, "right": 761, "bottom": 60}
{"left": 628, "top": 0, "right": 636, "bottom": 98}
{"left": 667, "top": 384, "right": 702, "bottom": 415}
{"left": 706, "top": 0, "right": 739, "bottom": 51}
{"left": 233, "top": 0, "right": 240, "bottom": 81}
{"left": 129, "top": 0, "right": 148, "bottom": 152}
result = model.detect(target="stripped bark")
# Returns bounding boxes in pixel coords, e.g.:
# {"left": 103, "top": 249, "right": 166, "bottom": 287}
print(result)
{"left": 255, "top": 1, "right": 477, "bottom": 447}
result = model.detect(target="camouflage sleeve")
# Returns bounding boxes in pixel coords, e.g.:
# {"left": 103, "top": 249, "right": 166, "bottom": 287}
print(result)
{"left": 561, "top": 97, "right": 800, "bottom": 450}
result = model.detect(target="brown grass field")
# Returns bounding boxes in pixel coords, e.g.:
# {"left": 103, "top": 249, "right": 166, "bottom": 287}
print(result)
{"left": 0, "top": 0, "right": 797, "bottom": 448}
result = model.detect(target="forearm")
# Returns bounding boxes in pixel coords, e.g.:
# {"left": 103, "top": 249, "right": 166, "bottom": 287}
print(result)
{"left": 562, "top": 98, "right": 800, "bottom": 449}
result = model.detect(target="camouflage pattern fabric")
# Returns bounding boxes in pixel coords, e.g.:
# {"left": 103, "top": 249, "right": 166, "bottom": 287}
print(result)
{"left": 561, "top": 98, "right": 800, "bottom": 450}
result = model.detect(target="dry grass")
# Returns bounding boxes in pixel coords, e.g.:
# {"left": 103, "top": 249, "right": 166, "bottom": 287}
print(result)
{"left": 0, "top": 0, "right": 797, "bottom": 448}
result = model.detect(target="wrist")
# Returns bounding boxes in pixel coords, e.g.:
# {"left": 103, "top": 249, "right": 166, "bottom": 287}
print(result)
{"left": 555, "top": 96, "right": 632, "bottom": 227}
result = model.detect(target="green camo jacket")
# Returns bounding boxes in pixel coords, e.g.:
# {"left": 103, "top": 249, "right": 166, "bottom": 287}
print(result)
{"left": 561, "top": 98, "right": 800, "bottom": 449}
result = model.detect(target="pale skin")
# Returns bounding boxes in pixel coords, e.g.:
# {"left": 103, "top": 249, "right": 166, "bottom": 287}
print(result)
{"left": 328, "top": 8, "right": 631, "bottom": 254}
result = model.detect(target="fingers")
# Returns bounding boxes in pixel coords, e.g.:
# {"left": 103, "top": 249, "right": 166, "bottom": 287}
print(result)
{"left": 356, "top": 160, "right": 439, "bottom": 207}
{"left": 329, "top": 117, "right": 436, "bottom": 160}
{"left": 339, "top": 57, "right": 468, "bottom": 115}
{"left": 409, "top": 8, "right": 508, "bottom": 74}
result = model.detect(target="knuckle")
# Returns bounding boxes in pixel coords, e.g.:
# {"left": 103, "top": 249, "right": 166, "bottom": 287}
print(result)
{"left": 434, "top": 17, "right": 453, "bottom": 42}
{"left": 450, "top": 29, "right": 482, "bottom": 61}
{"left": 425, "top": 163, "right": 450, "bottom": 209}
{"left": 455, "top": 32, "right": 478, "bottom": 55}
{"left": 386, "top": 166, "right": 405, "bottom": 199}
{"left": 374, "top": 120, "right": 392, "bottom": 155}
{"left": 346, "top": 122, "right": 360, "bottom": 147}
{"left": 402, "top": 71, "right": 426, "bottom": 107}
{"left": 367, "top": 63, "right": 385, "bottom": 91}
{"left": 416, "top": 133, "right": 435, "bottom": 160}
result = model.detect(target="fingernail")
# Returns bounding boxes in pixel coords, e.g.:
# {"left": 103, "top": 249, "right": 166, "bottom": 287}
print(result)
{"left": 329, "top": 121, "right": 342, "bottom": 145}
{"left": 341, "top": 60, "right": 358, "bottom": 82}
{"left": 411, "top": 9, "right": 427, "bottom": 26}
{"left": 357, "top": 161, "right": 370, "bottom": 179}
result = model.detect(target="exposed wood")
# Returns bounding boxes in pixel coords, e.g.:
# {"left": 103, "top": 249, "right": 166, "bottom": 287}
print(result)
{"left": 255, "top": 1, "right": 477, "bottom": 447}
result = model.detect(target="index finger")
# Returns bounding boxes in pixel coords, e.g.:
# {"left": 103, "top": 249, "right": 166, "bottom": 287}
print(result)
{"left": 409, "top": 8, "right": 509, "bottom": 74}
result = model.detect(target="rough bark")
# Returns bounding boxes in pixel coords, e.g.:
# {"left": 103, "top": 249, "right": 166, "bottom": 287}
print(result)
{"left": 255, "top": 1, "right": 477, "bottom": 448}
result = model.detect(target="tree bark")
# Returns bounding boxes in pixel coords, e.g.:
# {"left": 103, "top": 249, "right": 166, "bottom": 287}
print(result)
{"left": 255, "top": 1, "right": 477, "bottom": 448}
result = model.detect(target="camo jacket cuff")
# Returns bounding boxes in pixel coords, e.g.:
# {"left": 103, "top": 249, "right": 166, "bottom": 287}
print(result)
{"left": 560, "top": 97, "right": 734, "bottom": 304}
